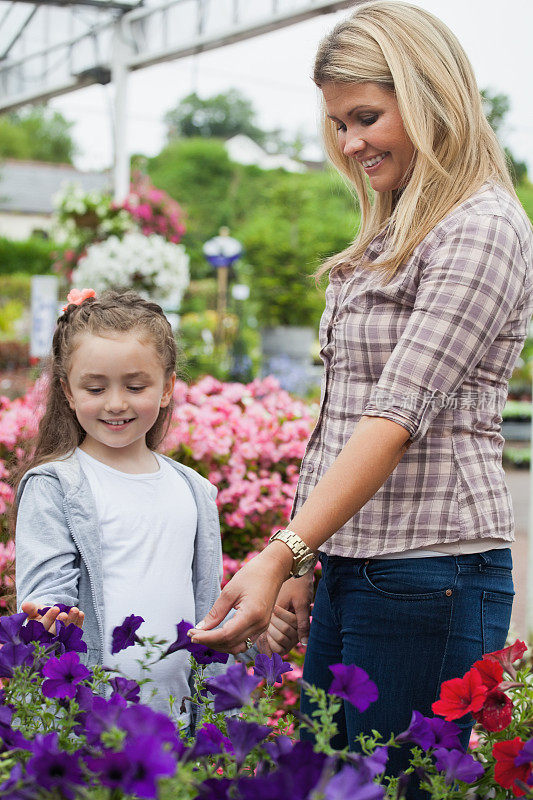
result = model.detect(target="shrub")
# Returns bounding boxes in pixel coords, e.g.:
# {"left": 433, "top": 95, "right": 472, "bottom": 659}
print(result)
{"left": 0, "top": 236, "right": 56, "bottom": 275}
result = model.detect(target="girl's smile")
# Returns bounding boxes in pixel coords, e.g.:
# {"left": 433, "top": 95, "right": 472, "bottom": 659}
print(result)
{"left": 321, "top": 81, "right": 415, "bottom": 192}
{"left": 62, "top": 332, "right": 175, "bottom": 472}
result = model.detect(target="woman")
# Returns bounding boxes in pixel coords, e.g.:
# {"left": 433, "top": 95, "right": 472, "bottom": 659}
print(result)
{"left": 190, "top": 0, "right": 533, "bottom": 777}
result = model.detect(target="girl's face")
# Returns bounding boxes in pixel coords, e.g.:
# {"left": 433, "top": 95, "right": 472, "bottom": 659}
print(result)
{"left": 62, "top": 331, "right": 175, "bottom": 465}
{"left": 321, "top": 81, "right": 415, "bottom": 193}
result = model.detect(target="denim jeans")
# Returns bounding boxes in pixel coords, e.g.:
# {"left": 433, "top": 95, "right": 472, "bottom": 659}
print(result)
{"left": 300, "top": 549, "right": 514, "bottom": 796}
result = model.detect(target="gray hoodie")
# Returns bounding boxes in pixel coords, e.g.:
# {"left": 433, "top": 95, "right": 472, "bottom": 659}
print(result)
{"left": 16, "top": 451, "right": 232, "bottom": 725}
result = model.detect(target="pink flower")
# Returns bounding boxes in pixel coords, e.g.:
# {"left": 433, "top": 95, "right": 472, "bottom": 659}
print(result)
{"left": 62, "top": 288, "right": 96, "bottom": 312}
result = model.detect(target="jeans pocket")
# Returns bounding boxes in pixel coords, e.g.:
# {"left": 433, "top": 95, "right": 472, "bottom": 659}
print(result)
{"left": 363, "top": 560, "right": 455, "bottom": 600}
{"left": 481, "top": 590, "right": 514, "bottom": 655}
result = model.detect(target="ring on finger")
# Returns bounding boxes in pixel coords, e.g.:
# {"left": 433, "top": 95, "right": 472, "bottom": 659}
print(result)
{"left": 244, "top": 637, "right": 253, "bottom": 649}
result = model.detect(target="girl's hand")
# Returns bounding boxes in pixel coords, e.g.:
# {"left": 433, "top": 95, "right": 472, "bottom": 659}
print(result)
{"left": 266, "top": 604, "right": 300, "bottom": 656}
{"left": 21, "top": 601, "right": 85, "bottom": 634}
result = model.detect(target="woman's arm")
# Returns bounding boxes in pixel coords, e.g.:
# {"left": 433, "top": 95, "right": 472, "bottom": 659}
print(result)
{"left": 188, "top": 416, "right": 410, "bottom": 653}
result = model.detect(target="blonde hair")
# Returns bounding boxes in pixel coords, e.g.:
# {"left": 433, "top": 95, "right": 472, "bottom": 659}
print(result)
{"left": 314, "top": 0, "right": 516, "bottom": 279}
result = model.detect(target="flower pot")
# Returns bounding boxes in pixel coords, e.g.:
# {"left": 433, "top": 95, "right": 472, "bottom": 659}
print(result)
{"left": 260, "top": 325, "right": 318, "bottom": 393}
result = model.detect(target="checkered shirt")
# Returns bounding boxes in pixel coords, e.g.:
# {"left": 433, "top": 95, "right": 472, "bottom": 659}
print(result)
{"left": 292, "top": 183, "right": 533, "bottom": 558}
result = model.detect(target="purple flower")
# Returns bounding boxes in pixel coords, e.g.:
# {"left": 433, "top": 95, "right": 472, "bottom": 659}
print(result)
{"left": 328, "top": 664, "right": 378, "bottom": 712}
{"left": 187, "top": 722, "right": 231, "bottom": 761}
{"left": 345, "top": 748, "right": 388, "bottom": 779}
{"left": 253, "top": 653, "right": 293, "bottom": 686}
{"left": 118, "top": 703, "right": 177, "bottom": 744}
{"left": 237, "top": 741, "right": 331, "bottom": 800}
{"left": 205, "top": 662, "right": 261, "bottom": 712}
{"left": 324, "top": 764, "right": 385, "bottom": 800}
{"left": 86, "top": 750, "right": 133, "bottom": 789}
{"left": 0, "top": 643, "right": 34, "bottom": 678}
{"left": 397, "top": 711, "right": 462, "bottom": 752}
{"left": 226, "top": 718, "right": 270, "bottom": 768}
{"left": 19, "top": 620, "right": 54, "bottom": 648}
{"left": 262, "top": 735, "right": 293, "bottom": 764}
{"left": 84, "top": 694, "right": 126, "bottom": 745}
{"left": 195, "top": 777, "right": 233, "bottom": 799}
{"left": 52, "top": 621, "right": 87, "bottom": 654}
{"left": 0, "top": 706, "right": 31, "bottom": 753}
{"left": 121, "top": 735, "right": 176, "bottom": 798}
{"left": 515, "top": 738, "right": 533, "bottom": 767}
{"left": 0, "top": 762, "right": 37, "bottom": 800}
{"left": 26, "top": 733, "right": 84, "bottom": 800}
{"left": 111, "top": 614, "right": 144, "bottom": 654}
{"left": 38, "top": 604, "right": 73, "bottom": 616}
{"left": 165, "top": 620, "right": 228, "bottom": 665}
{"left": 110, "top": 676, "right": 140, "bottom": 703}
{"left": 433, "top": 748, "right": 484, "bottom": 785}
{"left": 0, "top": 613, "right": 27, "bottom": 645}
{"left": 41, "top": 652, "right": 91, "bottom": 699}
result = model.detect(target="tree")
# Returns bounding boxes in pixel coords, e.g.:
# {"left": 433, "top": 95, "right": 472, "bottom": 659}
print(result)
{"left": 481, "top": 89, "right": 528, "bottom": 185}
{"left": 0, "top": 106, "right": 76, "bottom": 163}
{"left": 164, "top": 89, "right": 267, "bottom": 145}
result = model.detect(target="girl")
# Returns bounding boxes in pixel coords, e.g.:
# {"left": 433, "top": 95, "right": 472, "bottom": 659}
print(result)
{"left": 187, "top": 0, "right": 533, "bottom": 789}
{"left": 15, "top": 289, "right": 296, "bottom": 726}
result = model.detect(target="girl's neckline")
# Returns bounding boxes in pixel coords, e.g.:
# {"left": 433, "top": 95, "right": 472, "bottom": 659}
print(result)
{"left": 76, "top": 447, "right": 162, "bottom": 479}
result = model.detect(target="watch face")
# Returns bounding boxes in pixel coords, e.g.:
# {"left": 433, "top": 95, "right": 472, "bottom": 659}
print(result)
{"left": 294, "top": 553, "right": 317, "bottom": 576}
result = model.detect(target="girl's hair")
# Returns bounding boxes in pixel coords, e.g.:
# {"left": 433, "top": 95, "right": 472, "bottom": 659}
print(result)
{"left": 21, "top": 290, "right": 177, "bottom": 477}
{"left": 314, "top": 0, "right": 516, "bottom": 280}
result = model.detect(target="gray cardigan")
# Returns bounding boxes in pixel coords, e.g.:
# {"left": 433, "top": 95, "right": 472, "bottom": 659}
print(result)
{"left": 15, "top": 452, "right": 232, "bottom": 713}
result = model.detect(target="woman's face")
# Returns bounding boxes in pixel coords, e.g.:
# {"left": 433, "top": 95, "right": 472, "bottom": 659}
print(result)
{"left": 321, "top": 81, "right": 415, "bottom": 193}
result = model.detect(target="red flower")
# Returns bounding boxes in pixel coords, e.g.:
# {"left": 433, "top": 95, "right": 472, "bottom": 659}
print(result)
{"left": 472, "top": 658, "right": 504, "bottom": 690}
{"left": 432, "top": 668, "right": 488, "bottom": 721}
{"left": 473, "top": 688, "right": 513, "bottom": 732}
{"left": 483, "top": 640, "right": 527, "bottom": 679}
{"left": 493, "top": 738, "right": 531, "bottom": 796}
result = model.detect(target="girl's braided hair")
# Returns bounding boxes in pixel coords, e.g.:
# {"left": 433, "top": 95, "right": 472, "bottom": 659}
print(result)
{"left": 14, "top": 290, "right": 177, "bottom": 496}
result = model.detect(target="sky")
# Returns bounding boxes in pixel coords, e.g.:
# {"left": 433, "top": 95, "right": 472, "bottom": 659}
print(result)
{"left": 48, "top": 0, "right": 533, "bottom": 174}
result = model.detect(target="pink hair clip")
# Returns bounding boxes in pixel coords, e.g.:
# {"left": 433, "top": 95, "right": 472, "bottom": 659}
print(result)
{"left": 62, "top": 288, "right": 96, "bottom": 313}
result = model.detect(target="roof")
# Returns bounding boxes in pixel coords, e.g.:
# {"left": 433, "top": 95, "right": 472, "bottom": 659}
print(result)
{"left": 224, "top": 134, "right": 306, "bottom": 174}
{"left": 0, "top": 160, "right": 110, "bottom": 214}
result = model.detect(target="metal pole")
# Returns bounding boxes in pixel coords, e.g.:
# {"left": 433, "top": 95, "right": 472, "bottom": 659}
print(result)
{"left": 111, "top": 17, "right": 131, "bottom": 203}
{"left": 216, "top": 266, "right": 229, "bottom": 347}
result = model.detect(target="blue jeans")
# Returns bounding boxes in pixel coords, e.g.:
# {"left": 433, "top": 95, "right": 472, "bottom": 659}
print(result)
{"left": 300, "top": 549, "right": 513, "bottom": 795}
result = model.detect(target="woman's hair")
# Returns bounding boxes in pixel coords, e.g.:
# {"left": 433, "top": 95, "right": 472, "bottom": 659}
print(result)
{"left": 314, "top": 0, "right": 516, "bottom": 279}
{"left": 19, "top": 290, "right": 177, "bottom": 478}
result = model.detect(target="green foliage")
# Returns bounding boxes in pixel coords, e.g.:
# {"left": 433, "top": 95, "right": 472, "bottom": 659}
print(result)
{"left": 165, "top": 89, "right": 266, "bottom": 145}
{"left": 517, "top": 183, "right": 533, "bottom": 222}
{"left": 0, "top": 236, "right": 56, "bottom": 275}
{"left": 237, "top": 170, "right": 357, "bottom": 327}
{"left": 0, "top": 106, "right": 75, "bottom": 163}
{"left": 481, "top": 89, "right": 528, "bottom": 186}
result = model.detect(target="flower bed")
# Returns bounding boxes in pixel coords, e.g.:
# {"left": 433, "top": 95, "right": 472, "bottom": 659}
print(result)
{"left": 0, "top": 609, "right": 530, "bottom": 799}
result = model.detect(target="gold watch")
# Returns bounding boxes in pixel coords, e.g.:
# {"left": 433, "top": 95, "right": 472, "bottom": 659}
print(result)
{"left": 269, "top": 529, "right": 317, "bottom": 578}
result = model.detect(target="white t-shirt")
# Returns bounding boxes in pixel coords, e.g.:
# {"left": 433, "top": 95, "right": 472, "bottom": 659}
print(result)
{"left": 77, "top": 449, "right": 197, "bottom": 723}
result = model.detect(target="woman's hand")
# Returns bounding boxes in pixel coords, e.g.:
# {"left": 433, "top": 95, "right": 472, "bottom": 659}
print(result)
{"left": 188, "top": 543, "right": 293, "bottom": 654}
{"left": 21, "top": 601, "right": 85, "bottom": 635}
{"left": 255, "top": 605, "right": 300, "bottom": 657}
{"left": 274, "top": 572, "right": 314, "bottom": 645}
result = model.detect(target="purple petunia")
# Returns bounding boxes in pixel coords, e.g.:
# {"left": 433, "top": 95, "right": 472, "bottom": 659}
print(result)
{"left": 38, "top": 604, "right": 73, "bottom": 616}
{"left": 86, "top": 750, "right": 133, "bottom": 789}
{"left": 0, "top": 613, "right": 27, "bottom": 645}
{"left": 84, "top": 694, "right": 126, "bottom": 745}
{"left": 26, "top": 733, "right": 84, "bottom": 800}
{"left": 204, "top": 662, "right": 262, "bottom": 712}
{"left": 237, "top": 741, "right": 331, "bottom": 800}
{"left": 433, "top": 748, "right": 484, "bottom": 785}
{"left": 121, "top": 735, "right": 176, "bottom": 798}
{"left": 118, "top": 703, "right": 177, "bottom": 744}
{"left": 253, "top": 653, "right": 293, "bottom": 686}
{"left": 19, "top": 620, "right": 54, "bottom": 648}
{"left": 52, "top": 621, "right": 88, "bottom": 655}
{"left": 164, "top": 619, "right": 229, "bottom": 665}
{"left": 397, "top": 711, "right": 463, "bottom": 752}
{"left": 328, "top": 663, "right": 378, "bottom": 712}
{"left": 515, "top": 738, "right": 533, "bottom": 767}
{"left": 324, "top": 764, "right": 385, "bottom": 800}
{"left": 109, "top": 676, "right": 141, "bottom": 703}
{"left": 0, "top": 705, "right": 32, "bottom": 754}
{"left": 0, "top": 642, "right": 34, "bottom": 678}
{"left": 187, "top": 722, "right": 232, "bottom": 762}
{"left": 195, "top": 777, "right": 233, "bottom": 799}
{"left": 225, "top": 718, "right": 270, "bottom": 768}
{"left": 110, "top": 614, "right": 144, "bottom": 654}
{"left": 41, "top": 652, "right": 91, "bottom": 699}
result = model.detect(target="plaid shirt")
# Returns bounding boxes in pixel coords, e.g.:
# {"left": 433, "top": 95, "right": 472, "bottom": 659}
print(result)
{"left": 292, "top": 183, "right": 533, "bottom": 558}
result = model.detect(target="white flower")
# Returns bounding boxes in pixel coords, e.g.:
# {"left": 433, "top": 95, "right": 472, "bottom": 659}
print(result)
{"left": 72, "top": 232, "right": 190, "bottom": 308}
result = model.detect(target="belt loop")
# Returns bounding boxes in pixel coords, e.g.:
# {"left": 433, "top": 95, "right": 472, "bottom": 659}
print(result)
{"left": 479, "top": 551, "right": 490, "bottom": 570}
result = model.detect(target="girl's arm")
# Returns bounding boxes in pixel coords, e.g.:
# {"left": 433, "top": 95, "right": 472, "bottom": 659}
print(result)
{"left": 188, "top": 416, "right": 410, "bottom": 653}
{"left": 16, "top": 475, "right": 82, "bottom": 615}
